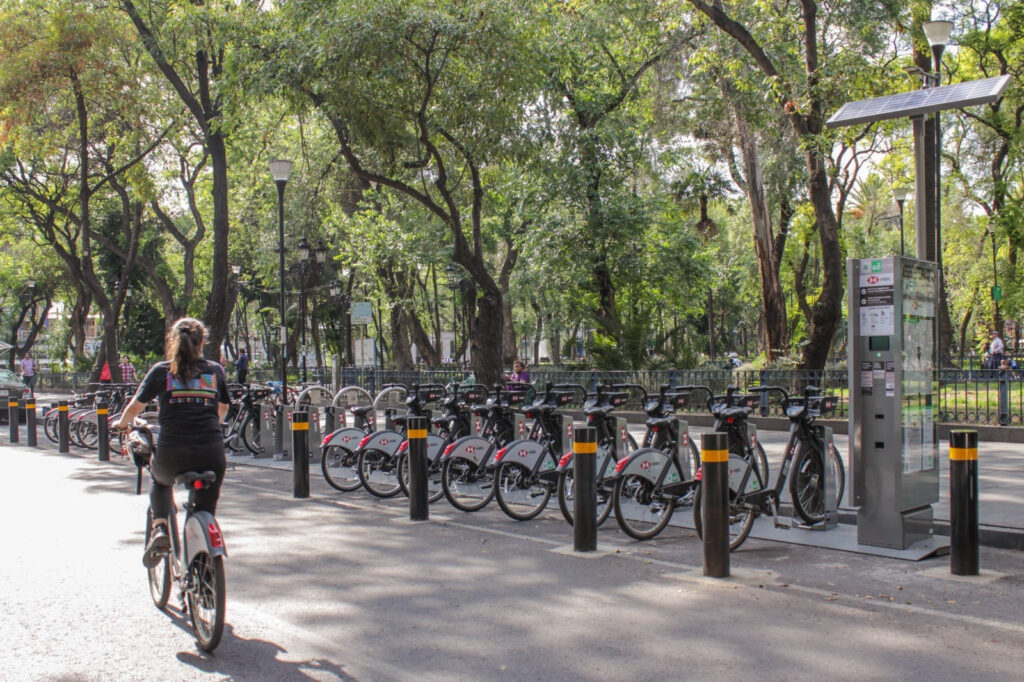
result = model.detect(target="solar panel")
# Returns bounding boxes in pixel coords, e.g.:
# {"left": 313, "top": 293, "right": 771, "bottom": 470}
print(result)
{"left": 827, "top": 75, "right": 1011, "bottom": 128}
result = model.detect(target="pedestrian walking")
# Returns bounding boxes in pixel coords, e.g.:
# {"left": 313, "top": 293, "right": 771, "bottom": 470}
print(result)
{"left": 235, "top": 350, "right": 249, "bottom": 385}
{"left": 19, "top": 351, "right": 36, "bottom": 395}
{"left": 119, "top": 355, "right": 137, "bottom": 384}
{"left": 988, "top": 330, "right": 1005, "bottom": 370}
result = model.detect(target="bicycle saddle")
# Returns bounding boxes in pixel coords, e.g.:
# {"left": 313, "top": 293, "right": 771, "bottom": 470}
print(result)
{"left": 175, "top": 470, "right": 217, "bottom": 487}
{"left": 350, "top": 405, "right": 374, "bottom": 418}
{"left": 523, "top": 404, "right": 558, "bottom": 419}
{"left": 583, "top": 404, "right": 616, "bottom": 419}
{"left": 716, "top": 406, "right": 751, "bottom": 421}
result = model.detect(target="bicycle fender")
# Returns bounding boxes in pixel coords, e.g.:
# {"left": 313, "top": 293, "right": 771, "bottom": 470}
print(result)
{"left": 441, "top": 435, "right": 493, "bottom": 466}
{"left": 489, "top": 438, "right": 553, "bottom": 474}
{"left": 323, "top": 427, "right": 365, "bottom": 451}
{"left": 613, "top": 447, "right": 681, "bottom": 486}
{"left": 425, "top": 433, "right": 446, "bottom": 463}
{"left": 357, "top": 430, "right": 404, "bottom": 456}
{"left": 184, "top": 511, "right": 227, "bottom": 562}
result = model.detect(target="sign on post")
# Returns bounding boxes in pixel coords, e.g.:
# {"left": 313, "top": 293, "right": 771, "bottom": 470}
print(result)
{"left": 351, "top": 302, "right": 373, "bottom": 325}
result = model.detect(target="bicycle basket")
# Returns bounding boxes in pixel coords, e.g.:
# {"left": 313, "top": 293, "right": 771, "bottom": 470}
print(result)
{"left": 125, "top": 430, "right": 153, "bottom": 468}
{"left": 738, "top": 394, "right": 759, "bottom": 409}
{"left": 506, "top": 391, "right": 526, "bottom": 405}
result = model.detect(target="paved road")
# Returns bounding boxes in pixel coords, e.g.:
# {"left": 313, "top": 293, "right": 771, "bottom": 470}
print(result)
{"left": 2, "top": 443, "right": 1023, "bottom": 680}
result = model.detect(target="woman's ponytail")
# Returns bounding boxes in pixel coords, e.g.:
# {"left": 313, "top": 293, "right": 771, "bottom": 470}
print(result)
{"left": 166, "top": 317, "right": 207, "bottom": 381}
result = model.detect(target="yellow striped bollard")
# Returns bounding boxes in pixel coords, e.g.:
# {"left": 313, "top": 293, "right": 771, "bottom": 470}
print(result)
{"left": 949, "top": 430, "right": 979, "bottom": 576}
{"left": 292, "top": 410, "right": 310, "bottom": 498}
{"left": 8, "top": 394, "right": 20, "bottom": 443}
{"left": 407, "top": 415, "right": 429, "bottom": 521}
{"left": 96, "top": 397, "right": 110, "bottom": 462}
{"left": 701, "top": 432, "right": 730, "bottom": 578}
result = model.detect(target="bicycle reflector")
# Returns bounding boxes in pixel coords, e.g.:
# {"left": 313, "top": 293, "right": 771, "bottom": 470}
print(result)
{"left": 614, "top": 457, "right": 631, "bottom": 474}
{"left": 357, "top": 434, "right": 373, "bottom": 449}
{"left": 193, "top": 480, "right": 203, "bottom": 490}
{"left": 494, "top": 446, "right": 510, "bottom": 463}
{"left": 443, "top": 443, "right": 457, "bottom": 457}
{"left": 207, "top": 523, "right": 224, "bottom": 549}
{"left": 321, "top": 433, "right": 333, "bottom": 448}
{"left": 558, "top": 452, "right": 573, "bottom": 468}
{"left": 398, "top": 441, "right": 409, "bottom": 453}
{"left": 695, "top": 466, "right": 703, "bottom": 481}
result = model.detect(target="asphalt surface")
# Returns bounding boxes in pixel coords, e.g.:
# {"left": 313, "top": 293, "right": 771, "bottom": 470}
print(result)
{"left": 2, "top": 435, "right": 1023, "bottom": 681}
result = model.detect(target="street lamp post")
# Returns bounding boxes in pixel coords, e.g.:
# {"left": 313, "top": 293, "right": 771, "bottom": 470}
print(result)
{"left": 893, "top": 186, "right": 910, "bottom": 256}
{"left": 923, "top": 19, "right": 952, "bottom": 365}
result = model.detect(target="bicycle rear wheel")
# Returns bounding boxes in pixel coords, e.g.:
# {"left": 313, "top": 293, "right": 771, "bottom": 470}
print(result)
{"left": 441, "top": 456, "right": 494, "bottom": 512}
{"left": 321, "top": 445, "right": 362, "bottom": 492}
{"left": 357, "top": 448, "right": 402, "bottom": 497}
{"left": 240, "top": 411, "right": 263, "bottom": 456}
{"left": 186, "top": 551, "right": 225, "bottom": 653}
{"left": 397, "top": 452, "right": 445, "bottom": 503}
{"left": 692, "top": 454, "right": 761, "bottom": 551}
{"left": 494, "top": 461, "right": 551, "bottom": 521}
{"left": 556, "top": 468, "right": 615, "bottom": 527}
{"left": 612, "top": 474, "right": 675, "bottom": 540}
{"left": 79, "top": 419, "right": 99, "bottom": 449}
{"left": 44, "top": 413, "right": 58, "bottom": 443}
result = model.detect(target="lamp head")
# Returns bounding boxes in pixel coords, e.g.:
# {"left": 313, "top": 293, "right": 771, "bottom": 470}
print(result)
{"left": 923, "top": 20, "right": 953, "bottom": 48}
{"left": 297, "top": 236, "right": 311, "bottom": 261}
{"left": 268, "top": 159, "right": 293, "bottom": 182}
{"left": 893, "top": 187, "right": 910, "bottom": 203}
{"left": 315, "top": 239, "right": 328, "bottom": 264}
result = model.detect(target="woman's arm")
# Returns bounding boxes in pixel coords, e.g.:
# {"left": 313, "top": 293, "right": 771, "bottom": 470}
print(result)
{"left": 114, "top": 398, "right": 147, "bottom": 432}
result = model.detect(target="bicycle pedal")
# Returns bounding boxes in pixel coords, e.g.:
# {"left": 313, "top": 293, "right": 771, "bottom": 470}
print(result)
{"left": 773, "top": 517, "right": 790, "bottom": 530}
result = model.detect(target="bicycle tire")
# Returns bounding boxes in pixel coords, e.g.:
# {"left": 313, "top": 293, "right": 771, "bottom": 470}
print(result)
{"left": 240, "top": 411, "right": 262, "bottom": 456}
{"left": 790, "top": 442, "right": 846, "bottom": 525}
{"left": 69, "top": 415, "right": 87, "bottom": 448}
{"left": 441, "top": 456, "right": 495, "bottom": 512}
{"left": 396, "top": 451, "right": 445, "bottom": 503}
{"left": 44, "top": 413, "right": 58, "bottom": 443}
{"left": 556, "top": 436, "right": 630, "bottom": 527}
{"left": 494, "top": 461, "right": 551, "bottom": 521}
{"left": 321, "top": 445, "right": 362, "bottom": 492}
{"left": 79, "top": 419, "right": 99, "bottom": 449}
{"left": 692, "top": 454, "right": 760, "bottom": 551}
{"left": 357, "top": 448, "right": 402, "bottom": 497}
{"left": 612, "top": 474, "right": 675, "bottom": 540}
{"left": 186, "top": 551, "right": 226, "bottom": 653}
{"left": 146, "top": 510, "right": 171, "bottom": 609}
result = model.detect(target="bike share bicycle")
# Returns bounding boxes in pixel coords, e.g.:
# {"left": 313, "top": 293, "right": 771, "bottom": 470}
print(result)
{"left": 125, "top": 416, "right": 227, "bottom": 653}
{"left": 693, "top": 384, "right": 846, "bottom": 551}
{"left": 606, "top": 384, "right": 701, "bottom": 540}
{"left": 438, "top": 383, "right": 533, "bottom": 512}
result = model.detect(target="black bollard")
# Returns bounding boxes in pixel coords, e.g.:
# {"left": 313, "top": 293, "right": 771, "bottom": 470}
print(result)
{"left": 9, "top": 395, "right": 19, "bottom": 443}
{"left": 701, "top": 432, "right": 730, "bottom": 578}
{"left": 292, "top": 410, "right": 310, "bottom": 498}
{"left": 25, "top": 398, "right": 36, "bottom": 447}
{"left": 407, "top": 415, "right": 429, "bottom": 521}
{"left": 96, "top": 397, "right": 110, "bottom": 462}
{"left": 573, "top": 426, "right": 598, "bottom": 552}
{"left": 58, "top": 400, "right": 70, "bottom": 454}
{"left": 950, "top": 430, "right": 979, "bottom": 576}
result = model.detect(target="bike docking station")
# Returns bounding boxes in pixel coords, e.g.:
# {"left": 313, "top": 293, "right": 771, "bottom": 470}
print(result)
{"left": 295, "top": 386, "right": 334, "bottom": 465}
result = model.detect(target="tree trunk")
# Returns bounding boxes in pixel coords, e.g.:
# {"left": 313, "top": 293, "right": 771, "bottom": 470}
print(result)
{"left": 469, "top": 287, "right": 503, "bottom": 387}
{"left": 202, "top": 132, "right": 231, "bottom": 360}
{"left": 733, "top": 108, "right": 788, "bottom": 360}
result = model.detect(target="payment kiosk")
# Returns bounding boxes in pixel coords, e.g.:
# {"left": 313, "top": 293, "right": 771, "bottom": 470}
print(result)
{"left": 848, "top": 256, "right": 939, "bottom": 549}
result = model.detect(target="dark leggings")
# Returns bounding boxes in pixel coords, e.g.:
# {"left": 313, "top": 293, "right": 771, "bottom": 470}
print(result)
{"left": 150, "top": 441, "right": 226, "bottom": 521}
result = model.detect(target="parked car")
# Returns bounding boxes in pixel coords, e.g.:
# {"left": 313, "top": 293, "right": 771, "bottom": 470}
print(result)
{"left": 0, "top": 369, "right": 31, "bottom": 400}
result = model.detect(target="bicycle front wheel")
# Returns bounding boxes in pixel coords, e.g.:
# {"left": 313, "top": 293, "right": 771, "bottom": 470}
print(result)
{"left": 494, "top": 461, "right": 551, "bottom": 521}
{"left": 44, "top": 413, "right": 58, "bottom": 443}
{"left": 790, "top": 442, "right": 846, "bottom": 525}
{"left": 79, "top": 419, "right": 99, "bottom": 449}
{"left": 357, "top": 448, "right": 402, "bottom": 497}
{"left": 321, "top": 445, "right": 362, "bottom": 492}
{"left": 146, "top": 511, "right": 171, "bottom": 609}
{"left": 612, "top": 474, "right": 675, "bottom": 540}
{"left": 186, "top": 551, "right": 225, "bottom": 653}
{"left": 441, "top": 456, "right": 494, "bottom": 512}
{"left": 692, "top": 469, "right": 758, "bottom": 552}
{"left": 556, "top": 468, "right": 615, "bottom": 528}
{"left": 240, "top": 411, "right": 262, "bottom": 456}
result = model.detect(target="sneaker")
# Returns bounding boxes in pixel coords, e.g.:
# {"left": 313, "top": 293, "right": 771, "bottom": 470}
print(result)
{"left": 143, "top": 522, "right": 170, "bottom": 568}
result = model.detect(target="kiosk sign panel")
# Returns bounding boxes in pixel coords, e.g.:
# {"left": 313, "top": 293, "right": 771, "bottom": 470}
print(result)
{"left": 848, "top": 256, "right": 939, "bottom": 549}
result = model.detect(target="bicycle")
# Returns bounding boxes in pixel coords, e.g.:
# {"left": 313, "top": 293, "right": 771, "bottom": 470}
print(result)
{"left": 607, "top": 384, "right": 701, "bottom": 540}
{"left": 439, "top": 384, "right": 532, "bottom": 512}
{"left": 693, "top": 385, "right": 846, "bottom": 551}
{"left": 554, "top": 384, "right": 637, "bottom": 526}
{"left": 489, "top": 382, "right": 584, "bottom": 521}
{"left": 321, "top": 400, "right": 377, "bottom": 492}
{"left": 125, "top": 417, "right": 227, "bottom": 653}
{"left": 222, "top": 384, "right": 273, "bottom": 456}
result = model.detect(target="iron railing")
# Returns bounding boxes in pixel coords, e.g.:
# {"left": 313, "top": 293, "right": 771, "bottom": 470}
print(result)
{"left": 31, "top": 366, "right": 1022, "bottom": 426}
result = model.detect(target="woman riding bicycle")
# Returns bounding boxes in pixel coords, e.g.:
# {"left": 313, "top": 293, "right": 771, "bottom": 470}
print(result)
{"left": 115, "top": 317, "right": 230, "bottom": 567}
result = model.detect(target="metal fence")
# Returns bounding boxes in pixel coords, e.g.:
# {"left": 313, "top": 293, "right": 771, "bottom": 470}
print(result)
{"left": 33, "top": 365, "right": 1022, "bottom": 426}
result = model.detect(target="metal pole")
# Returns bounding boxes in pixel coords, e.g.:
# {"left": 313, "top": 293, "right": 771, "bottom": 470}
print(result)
{"left": 292, "top": 410, "right": 309, "bottom": 498}
{"left": 998, "top": 369, "right": 1009, "bottom": 426}
{"left": 8, "top": 394, "right": 19, "bottom": 443}
{"left": 26, "top": 397, "right": 36, "bottom": 447}
{"left": 58, "top": 400, "right": 70, "bottom": 454}
{"left": 949, "top": 430, "right": 979, "bottom": 576}
{"left": 96, "top": 397, "right": 109, "bottom": 462}
{"left": 276, "top": 178, "right": 289, "bottom": 428}
{"left": 407, "top": 415, "right": 429, "bottom": 521}
{"left": 701, "top": 432, "right": 730, "bottom": 578}
{"left": 573, "top": 426, "right": 598, "bottom": 552}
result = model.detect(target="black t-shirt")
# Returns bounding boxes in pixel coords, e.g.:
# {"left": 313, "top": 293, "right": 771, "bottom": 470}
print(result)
{"left": 134, "top": 359, "right": 230, "bottom": 447}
